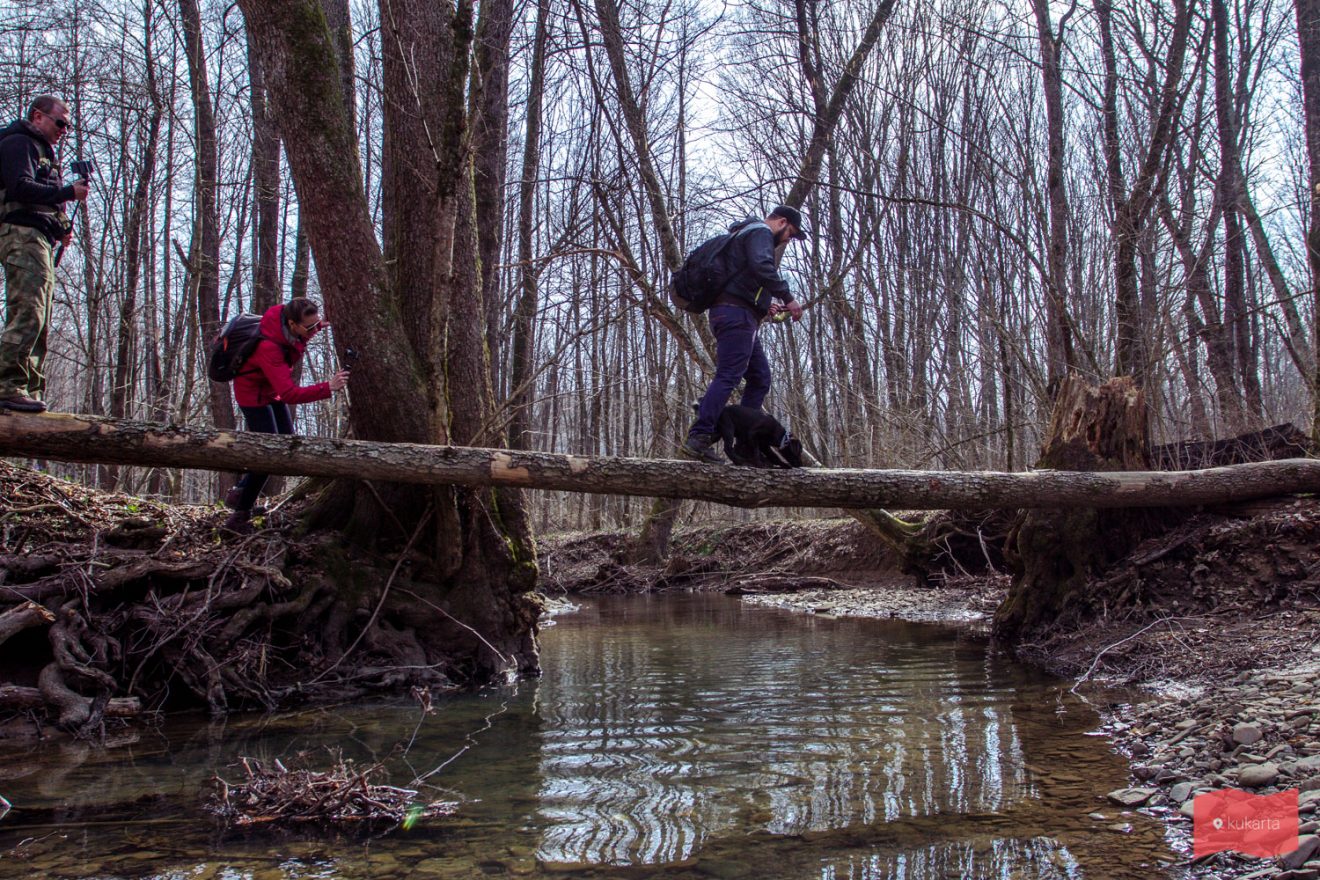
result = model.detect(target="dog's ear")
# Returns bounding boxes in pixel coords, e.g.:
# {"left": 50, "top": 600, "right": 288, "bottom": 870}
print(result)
{"left": 785, "top": 437, "right": 804, "bottom": 467}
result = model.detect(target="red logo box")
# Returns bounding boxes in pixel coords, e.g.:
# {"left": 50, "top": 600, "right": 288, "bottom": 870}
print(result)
{"left": 1193, "top": 788, "right": 1299, "bottom": 858}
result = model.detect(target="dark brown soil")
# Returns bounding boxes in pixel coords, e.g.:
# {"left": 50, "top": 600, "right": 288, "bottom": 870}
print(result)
{"left": 1014, "top": 497, "right": 1320, "bottom": 686}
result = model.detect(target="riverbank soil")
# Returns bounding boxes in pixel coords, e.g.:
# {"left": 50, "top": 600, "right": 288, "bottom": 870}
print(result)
{"left": 0, "top": 461, "right": 537, "bottom": 737}
{"left": 540, "top": 515, "right": 1011, "bottom": 624}
{"left": 541, "top": 500, "right": 1320, "bottom": 879}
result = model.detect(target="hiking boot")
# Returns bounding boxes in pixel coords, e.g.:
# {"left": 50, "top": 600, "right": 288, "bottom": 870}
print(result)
{"left": 221, "top": 509, "right": 252, "bottom": 534}
{"left": 0, "top": 394, "right": 47, "bottom": 413}
{"left": 223, "top": 487, "right": 266, "bottom": 515}
{"left": 680, "top": 434, "right": 723, "bottom": 464}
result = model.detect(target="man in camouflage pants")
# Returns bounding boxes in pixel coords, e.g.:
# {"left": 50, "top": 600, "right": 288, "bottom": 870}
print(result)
{"left": 0, "top": 95, "right": 89, "bottom": 412}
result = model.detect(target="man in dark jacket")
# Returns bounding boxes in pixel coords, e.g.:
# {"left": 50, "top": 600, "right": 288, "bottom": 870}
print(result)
{"left": 681, "top": 205, "right": 806, "bottom": 463}
{"left": 0, "top": 96, "right": 90, "bottom": 412}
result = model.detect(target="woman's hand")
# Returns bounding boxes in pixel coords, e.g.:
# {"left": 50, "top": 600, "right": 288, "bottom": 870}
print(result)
{"left": 329, "top": 370, "right": 351, "bottom": 392}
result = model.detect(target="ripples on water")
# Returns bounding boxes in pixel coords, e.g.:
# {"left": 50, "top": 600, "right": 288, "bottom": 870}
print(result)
{"left": 0, "top": 595, "right": 1179, "bottom": 879}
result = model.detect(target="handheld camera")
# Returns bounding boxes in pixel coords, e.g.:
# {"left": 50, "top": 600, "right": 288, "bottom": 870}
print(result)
{"left": 54, "top": 160, "right": 95, "bottom": 268}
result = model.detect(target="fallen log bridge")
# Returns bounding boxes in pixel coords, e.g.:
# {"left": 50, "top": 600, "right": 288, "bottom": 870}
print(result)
{"left": 0, "top": 411, "right": 1317, "bottom": 510}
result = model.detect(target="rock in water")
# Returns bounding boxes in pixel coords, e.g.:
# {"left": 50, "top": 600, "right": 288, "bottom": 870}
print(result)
{"left": 1107, "top": 787, "right": 1158, "bottom": 808}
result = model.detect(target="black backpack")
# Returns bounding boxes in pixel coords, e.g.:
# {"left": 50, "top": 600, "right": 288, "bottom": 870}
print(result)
{"left": 207, "top": 313, "right": 264, "bottom": 382}
{"left": 669, "top": 227, "right": 748, "bottom": 313}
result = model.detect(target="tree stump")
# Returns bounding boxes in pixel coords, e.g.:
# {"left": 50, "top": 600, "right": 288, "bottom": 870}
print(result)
{"left": 993, "top": 375, "right": 1156, "bottom": 644}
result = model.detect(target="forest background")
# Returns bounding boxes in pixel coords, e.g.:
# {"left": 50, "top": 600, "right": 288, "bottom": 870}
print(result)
{"left": 1, "top": 0, "right": 1317, "bottom": 536}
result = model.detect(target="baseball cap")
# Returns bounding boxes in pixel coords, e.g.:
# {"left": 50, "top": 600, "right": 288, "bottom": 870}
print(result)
{"left": 770, "top": 205, "right": 808, "bottom": 240}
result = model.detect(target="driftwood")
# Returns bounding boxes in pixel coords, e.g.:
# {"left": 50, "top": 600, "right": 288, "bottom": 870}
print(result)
{"left": 2, "top": 411, "right": 1320, "bottom": 511}
{"left": 724, "top": 575, "right": 853, "bottom": 595}
{"left": 208, "top": 754, "right": 457, "bottom": 828}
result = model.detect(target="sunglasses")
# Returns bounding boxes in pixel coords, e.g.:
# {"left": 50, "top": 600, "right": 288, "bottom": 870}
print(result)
{"left": 40, "top": 112, "right": 69, "bottom": 130}
{"left": 298, "top": 320, "right": 321, "bottom": 332}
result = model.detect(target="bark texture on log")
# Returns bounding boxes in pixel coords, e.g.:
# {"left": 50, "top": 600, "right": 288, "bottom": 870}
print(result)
{"left": 3, "top": 410, "right": 1320, "bottom": 512}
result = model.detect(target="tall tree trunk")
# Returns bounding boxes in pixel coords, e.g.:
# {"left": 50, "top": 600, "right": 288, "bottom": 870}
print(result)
{"left": 508, "top": 0, "right": 551, "bottom": 451}
{"left": 148, "top": 60, "right": 180, "bottom": 496}
{"left": 471, "top": 0, "right": 514, "bottom": 394}
{"left": 1158, "top": 196, "right": 1245, "bottom": 432}
{"left": 240, "top": 0, "right": 538, "bottom": 682}
{"left": 290, "top": 219, "right": 310, "bottom": 299}
{"left": 181, "top": 0, "right": 233, "bottom": 431}
{"left": 1096, "top": 0, "right": 1192, "bottom": 391}
{"left": 248, "top": 27, "right": 282, "bottom": 314}
{"left": 1030, "top": 0, "right": 1078, "bottom": 396}
{"left": 589, "top": 0, "right": 683, "bottom": 271}
{"left": 1213, "top": 0, "right": 1263, "bottom": 423}
{"left": 1296, "top": 0, "right": 1320, "bottom": 439}
{"left": 107, "top": 5, "right": 163, "bottom": 488}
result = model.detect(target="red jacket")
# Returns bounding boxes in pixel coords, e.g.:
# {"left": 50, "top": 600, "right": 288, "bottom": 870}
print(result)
{"left": 232, "top": 305, "right": 332, "bottom": 408}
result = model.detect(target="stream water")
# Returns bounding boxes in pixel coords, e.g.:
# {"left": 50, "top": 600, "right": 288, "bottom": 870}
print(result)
{"left": 0, "top": 595, "right": 1180, "bottom": 879}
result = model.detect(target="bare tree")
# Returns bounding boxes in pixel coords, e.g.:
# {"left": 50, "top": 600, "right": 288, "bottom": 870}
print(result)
{"left": 181, "top": 0, "right": 232, "bottom": 430}
{"left": 240, "top": 0, "right": 539, "bottom": 681}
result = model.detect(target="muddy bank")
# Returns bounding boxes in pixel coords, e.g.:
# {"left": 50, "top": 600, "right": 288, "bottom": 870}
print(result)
{"left": 539, "top": 502, "right": 1320, "bottom": 879}
{"left": 538, "top": 516, "right": 1005, "bottom": 623}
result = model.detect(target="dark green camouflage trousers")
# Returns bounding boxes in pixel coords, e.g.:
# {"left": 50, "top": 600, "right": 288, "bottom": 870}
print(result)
{"left": 0, "top": 224, "right": 56, "bottom": 400}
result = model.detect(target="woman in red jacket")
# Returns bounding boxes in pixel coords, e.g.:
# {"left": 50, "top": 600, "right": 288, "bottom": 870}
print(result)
{"left": 223, "top": 297, "right": 349, "bottom": 531}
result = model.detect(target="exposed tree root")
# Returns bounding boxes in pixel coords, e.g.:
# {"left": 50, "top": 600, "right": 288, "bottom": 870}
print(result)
{"left": 0, "top": 462, "right": 517, "bottom": 738}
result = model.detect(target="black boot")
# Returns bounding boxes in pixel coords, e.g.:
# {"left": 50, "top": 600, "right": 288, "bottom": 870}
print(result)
{"left": 679, "top": 434, "right": 723, "bottom": 464}
{"left": 221, "top": 509, "right": 252, "bottom": 534}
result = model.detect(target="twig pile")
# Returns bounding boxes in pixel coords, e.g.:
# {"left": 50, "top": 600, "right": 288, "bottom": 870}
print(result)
{"left": 208, "top": 753, "right": 457, "bottom": 828}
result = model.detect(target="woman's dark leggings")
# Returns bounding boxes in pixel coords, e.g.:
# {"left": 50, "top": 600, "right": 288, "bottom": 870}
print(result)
{"left": 233, "top": 402, "right": 294, "bottom": 511}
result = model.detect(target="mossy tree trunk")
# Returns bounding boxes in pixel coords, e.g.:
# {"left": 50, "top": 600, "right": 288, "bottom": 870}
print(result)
{"left": 993, "top": 375, "right": 1156, "bottom": 644}
{"left": 239, "top": 0, "right": 539, "bottom": 684}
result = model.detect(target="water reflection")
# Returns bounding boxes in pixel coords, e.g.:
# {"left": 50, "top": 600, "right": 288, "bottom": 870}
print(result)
{"left": 528, "top": 597, "right": 1164, "bottom": 878}
{"left": 0, "top": 594, "right": 1178, "bottom": 879}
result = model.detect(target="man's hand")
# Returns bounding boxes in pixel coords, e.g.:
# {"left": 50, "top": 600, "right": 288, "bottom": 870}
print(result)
{"left": 329, "top": 370, "right": 350, "bottom": 392}
{"left": 785, "top": 300, "right": 804, "bottom": 322}
{"left": 71, "top": 179, "right": 90, "bottom": 201}
{"left": 61, "top": 231, "right": 73, "bottom": 246}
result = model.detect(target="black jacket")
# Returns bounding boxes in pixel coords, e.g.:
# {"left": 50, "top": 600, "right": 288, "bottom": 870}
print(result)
{"left": 718, "top": 218, "right": 794, "bottom": 316}
{"left": 0, "top": 119, "right": 73, "bottom": 243}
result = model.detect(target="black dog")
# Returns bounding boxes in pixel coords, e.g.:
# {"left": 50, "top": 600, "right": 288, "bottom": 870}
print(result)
{"left": 714, "top": 405, "right": 803, "bottom": 468}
